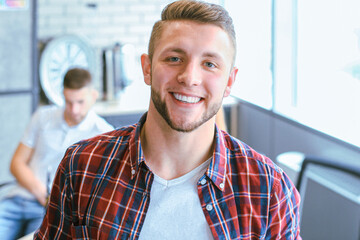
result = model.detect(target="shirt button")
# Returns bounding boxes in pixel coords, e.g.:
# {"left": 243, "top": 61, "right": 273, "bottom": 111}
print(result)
{"left": 206, "top": 204, "right": 213, "bottom": 211}
{"left": 131, "top": 169, "right": 136, "bottom": 175}
{"left": 200, "top": 178, "right": 207, "bottom": 185}
{"left": 219, "top": 183, "right": 224, "bottom": 189}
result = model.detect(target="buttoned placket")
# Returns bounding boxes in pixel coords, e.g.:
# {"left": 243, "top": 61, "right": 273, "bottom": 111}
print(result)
{"left": 197, "top": 175, "right": 239, "bottom": 239}
{"left": 127, "top": 164, "right": 153, "bottom": 240}
{"left": 198, "top": 175, "right": 218, "bottom": 237}
{"left": 199, "top": 177, "right": 214, "bottom": 213}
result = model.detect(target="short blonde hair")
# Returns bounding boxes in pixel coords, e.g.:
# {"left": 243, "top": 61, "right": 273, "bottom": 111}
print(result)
{"left": 148, "top": 0, "right": 236, "bottom": 64}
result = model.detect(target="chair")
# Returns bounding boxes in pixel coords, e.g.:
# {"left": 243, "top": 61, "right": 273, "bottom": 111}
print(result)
{"left": 277, "top": 152, "right": 360, "bottom": 240}
{"left": 296, "top": 155, "right": 360, "bottom": 191}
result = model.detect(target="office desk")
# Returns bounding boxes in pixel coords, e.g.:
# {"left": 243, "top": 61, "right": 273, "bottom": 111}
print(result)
{"left": 94, "top": 100, "right": 147, "bottom": 128}
{"left": 94, "top": 79, "right": 150, "bottom": 128}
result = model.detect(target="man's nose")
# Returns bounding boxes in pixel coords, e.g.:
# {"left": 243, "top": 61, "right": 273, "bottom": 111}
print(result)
{"left": 177, "top": 61, "right": 202, "bottom": 86}
{"left": 70, "top": 104, "right": 80, "bottom": 115}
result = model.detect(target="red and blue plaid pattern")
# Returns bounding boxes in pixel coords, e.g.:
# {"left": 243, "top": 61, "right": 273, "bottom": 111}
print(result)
{"left": 35, "top": 114, "right": 301, "bottom": 239}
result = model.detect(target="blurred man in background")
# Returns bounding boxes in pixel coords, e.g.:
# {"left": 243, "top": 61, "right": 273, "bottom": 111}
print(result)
{"left": 0, "top": 68, "right": 113, "bottom": 240}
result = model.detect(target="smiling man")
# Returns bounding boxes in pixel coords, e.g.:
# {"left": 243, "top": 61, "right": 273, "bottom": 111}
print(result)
{"left": 34, "top": 1, "right": 301, "bottom": 239}
{"left": 143, "top": 19, "right": 235, "bottom": 134}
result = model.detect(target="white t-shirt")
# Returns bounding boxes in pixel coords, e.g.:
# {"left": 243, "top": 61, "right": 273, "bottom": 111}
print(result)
{"left": 7, "top": 105, "right": 114, "bottom": 199}
{"left": 139, "top": 158, "right": 214, "bottom": 240}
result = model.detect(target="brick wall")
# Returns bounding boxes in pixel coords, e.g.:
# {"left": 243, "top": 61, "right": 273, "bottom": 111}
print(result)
{"left": 37, "top": 0, "right": 222, "bottom": 95}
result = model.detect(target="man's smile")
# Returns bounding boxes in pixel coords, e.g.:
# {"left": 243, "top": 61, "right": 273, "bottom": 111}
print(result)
{"left": 172, "top": 92, "right": 202, "bottom": 104}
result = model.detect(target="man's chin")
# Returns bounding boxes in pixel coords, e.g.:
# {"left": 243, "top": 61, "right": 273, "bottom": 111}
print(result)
{"left": 165, "top": 117, "right": 205, "bottom": 133}
{"left": 71, "top": 117, "right": 83, "bottom": 125}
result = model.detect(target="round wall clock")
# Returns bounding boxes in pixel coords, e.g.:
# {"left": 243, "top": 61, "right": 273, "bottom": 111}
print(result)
{"left": 39, "top": 34, "right": 96, "bottom": 106}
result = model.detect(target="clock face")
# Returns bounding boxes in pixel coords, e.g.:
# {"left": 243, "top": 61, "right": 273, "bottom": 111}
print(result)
{"left": 39, "top": 35, "right": 96, "bottom": 106}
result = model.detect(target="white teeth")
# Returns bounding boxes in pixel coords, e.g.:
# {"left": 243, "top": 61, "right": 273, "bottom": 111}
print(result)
{"left": 173, "top": 93, "right": 201, "bottom": 103}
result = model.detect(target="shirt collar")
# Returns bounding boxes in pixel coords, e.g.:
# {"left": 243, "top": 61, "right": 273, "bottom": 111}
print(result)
{"left": 205, "top": 125, "right": 228, "bottom": 191}
{"left": 128, "top": 113, "right": 228, "bottom": 191}
{"left": 129, "top": 113, "right": 147, "bottom": 179}
{"left": 76, "top": 109, "right": 96, "bottom": 130}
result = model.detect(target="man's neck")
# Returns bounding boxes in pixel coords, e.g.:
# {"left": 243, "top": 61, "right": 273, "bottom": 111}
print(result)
{"left": 140, "top": 111, "right": 215, "bottom": 180}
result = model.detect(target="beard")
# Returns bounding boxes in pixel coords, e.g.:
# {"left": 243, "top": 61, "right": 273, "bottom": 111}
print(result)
{"left": 151, "top": 86, "right": 222, "bottom": 132}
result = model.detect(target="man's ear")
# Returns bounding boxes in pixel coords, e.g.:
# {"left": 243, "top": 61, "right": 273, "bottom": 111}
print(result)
{"left": 224, "top": 67, "right": 238, "bottom": 97}
{"left": 91, "top": 89, "right": 99, "bottom": 103}
{"left": 141, "top": 54, "right": 151, "bottom": 86}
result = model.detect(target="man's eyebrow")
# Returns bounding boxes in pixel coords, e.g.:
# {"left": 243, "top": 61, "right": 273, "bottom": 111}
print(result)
{"left": 163, "top": 48, "right": 223, "bottom": 58}
{"left": 162, "top": 48, "right": 186, "bottom": 54}
{"left": 203, "top": 52, "right": 222, "bottom": 60}
{"left": 203, "top": 52, "right": 224, "bottom": 61}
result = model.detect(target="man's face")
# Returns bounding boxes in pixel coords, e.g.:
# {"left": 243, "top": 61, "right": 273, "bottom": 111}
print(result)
{"left": 63, "top": 86, "right": 97, "bottom": 126}
{"left": 142, "top": 20, "right": 237, "bottom": 132}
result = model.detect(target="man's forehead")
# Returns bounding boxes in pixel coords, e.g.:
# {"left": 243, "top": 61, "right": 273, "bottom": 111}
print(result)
{"left": 155, "top": 20, "right": 234, "bottom": 60}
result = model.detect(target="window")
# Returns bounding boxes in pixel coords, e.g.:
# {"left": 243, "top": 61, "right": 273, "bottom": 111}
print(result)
{"left": 225, "top": 0, "right": 360, "bottom": 147}
{"left": 274, "top": 0, "right": 360, "bottom": 147}
{"left": 225, "top": 0, "right": 273, "bottom": 110}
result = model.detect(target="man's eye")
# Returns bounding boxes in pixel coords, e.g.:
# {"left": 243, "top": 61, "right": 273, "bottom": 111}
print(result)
{"left": 168, "top": 57, "right": 180, "bottom": 62}
{"left": 204, "top": 62, "right": 216, "bottom": 68}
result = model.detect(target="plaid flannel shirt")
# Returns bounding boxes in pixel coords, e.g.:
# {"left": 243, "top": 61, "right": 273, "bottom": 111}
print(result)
{"left": 34, "top": 114, "right": 301, "bottom": 239}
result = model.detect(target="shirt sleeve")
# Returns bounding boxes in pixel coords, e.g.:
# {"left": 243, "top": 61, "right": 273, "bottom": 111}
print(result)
{"left": 34, "top": 148, "right": 74, "bottom": 240}
{"left": 266, "top": 170, "right": 302, "bottom": 239}
{"left": 20, "top": 107, "right": 45, "bottom": 148}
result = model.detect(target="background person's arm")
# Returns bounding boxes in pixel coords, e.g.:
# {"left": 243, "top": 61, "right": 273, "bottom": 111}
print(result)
{"left": 10, "top": 143, "right": 48, "bottom": 206}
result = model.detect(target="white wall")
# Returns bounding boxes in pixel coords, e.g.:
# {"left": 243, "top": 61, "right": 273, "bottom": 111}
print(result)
{"left": 37, "top": 0, "right": 222, "bottom": 95}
